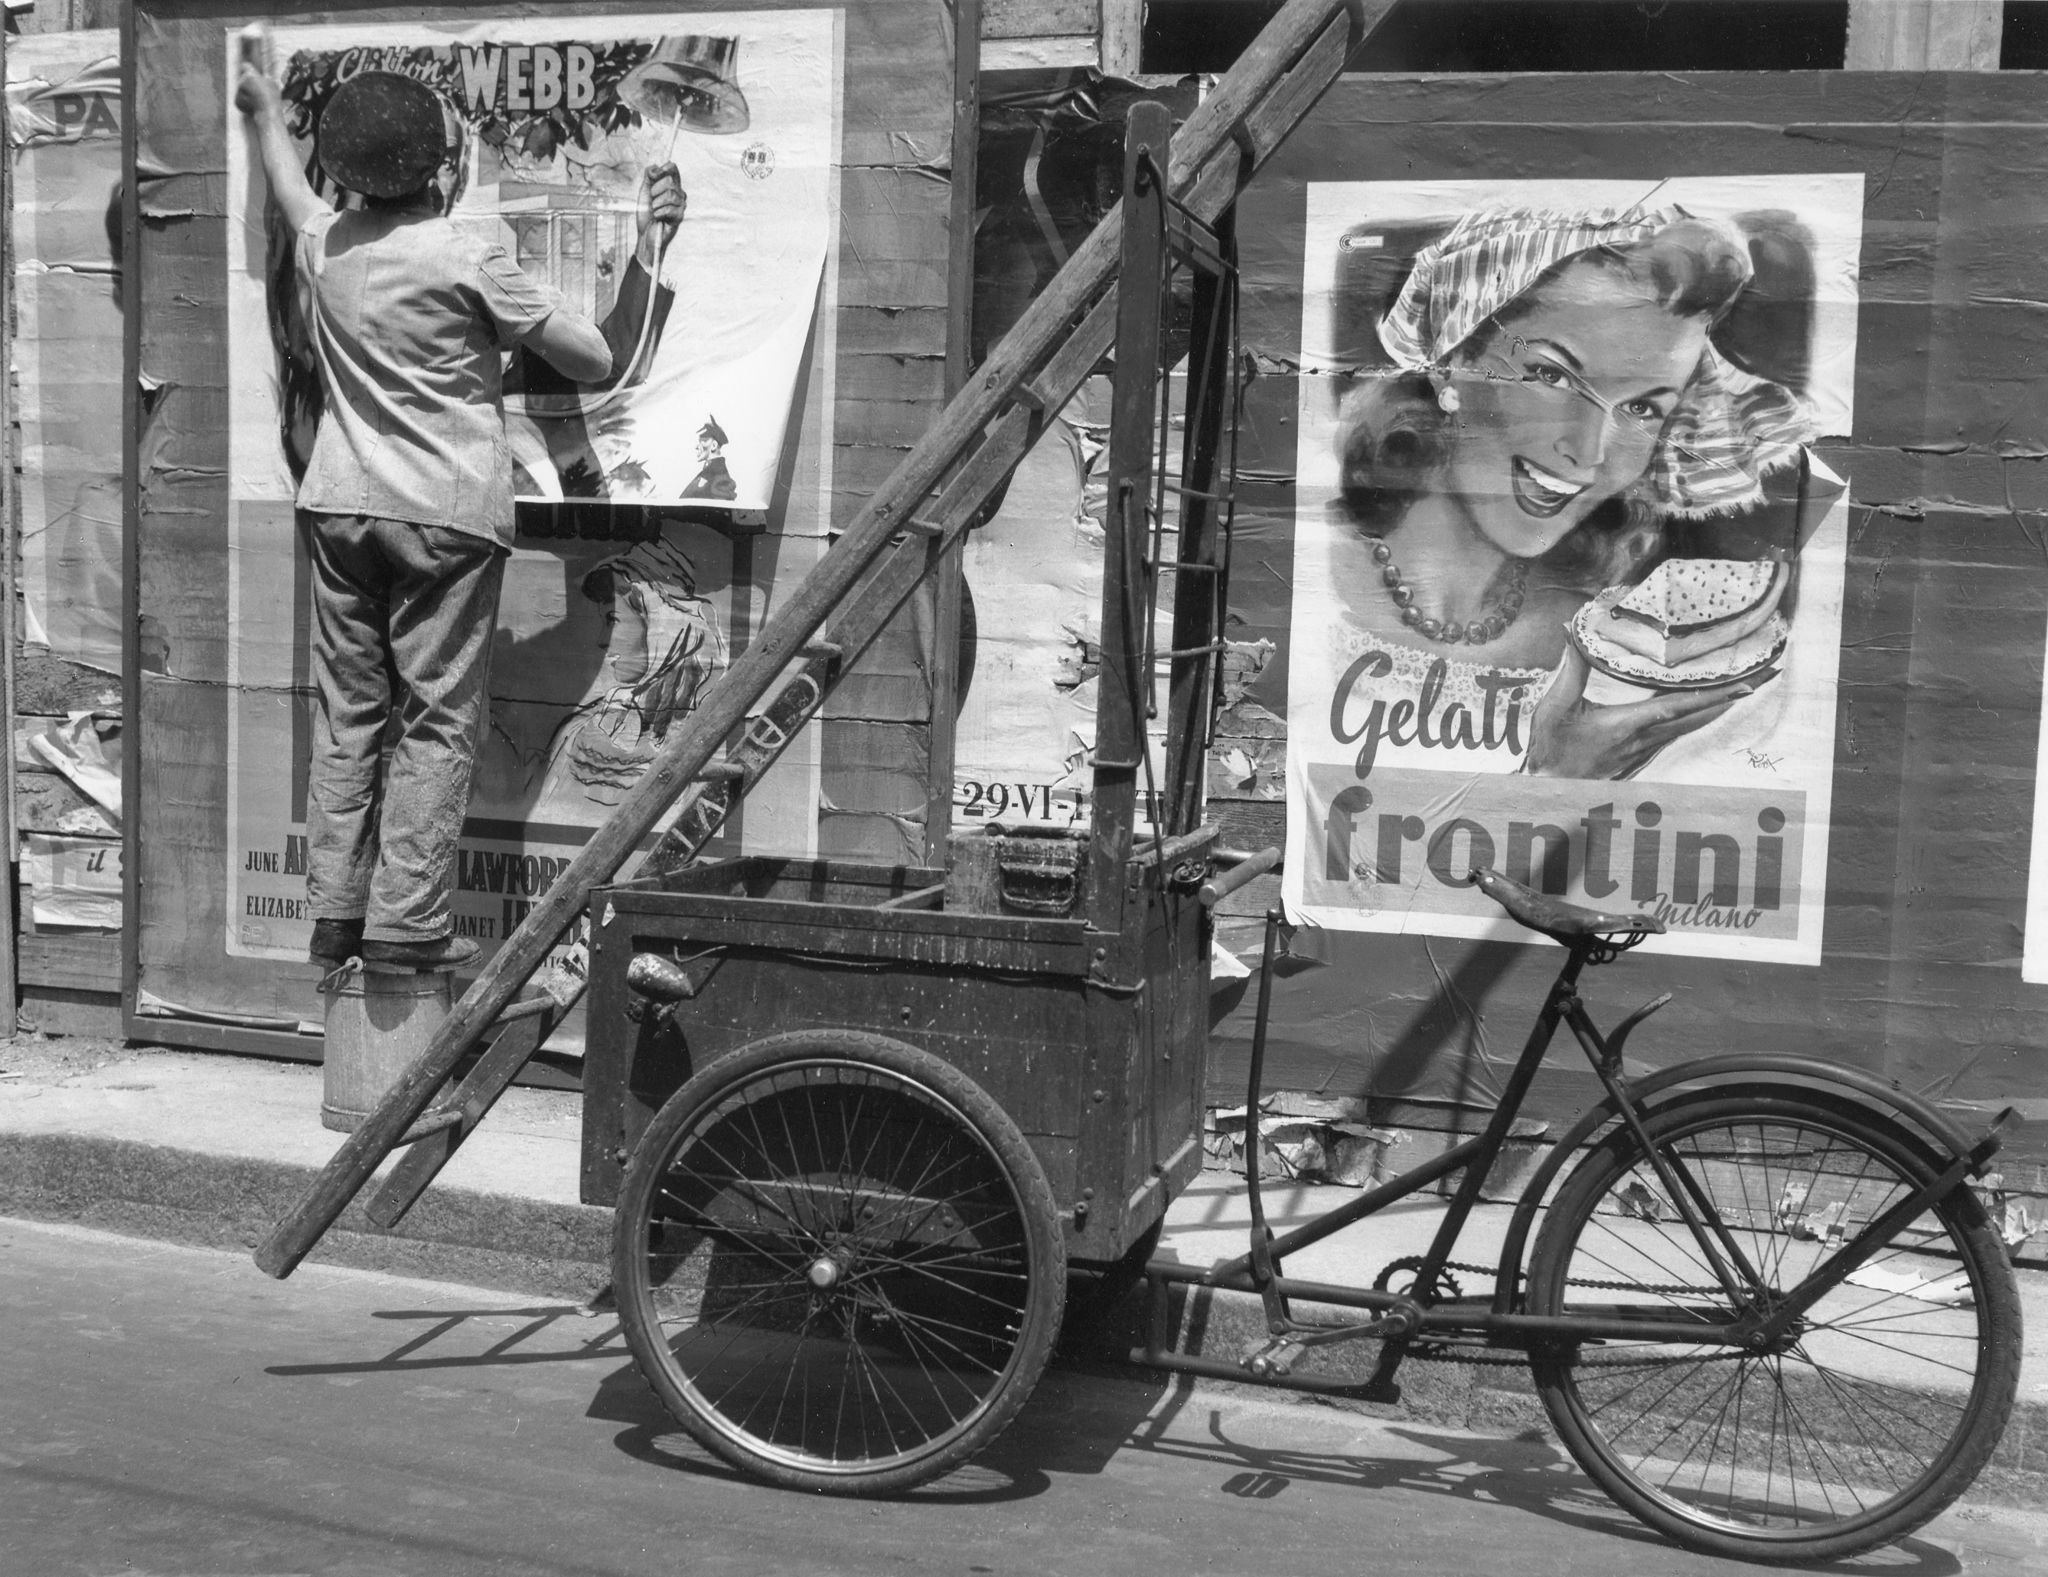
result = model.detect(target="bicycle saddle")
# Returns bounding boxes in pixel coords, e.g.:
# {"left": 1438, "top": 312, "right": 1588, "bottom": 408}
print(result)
{"left": 1468, "top": 867, "right": 1666, "bottom": 947}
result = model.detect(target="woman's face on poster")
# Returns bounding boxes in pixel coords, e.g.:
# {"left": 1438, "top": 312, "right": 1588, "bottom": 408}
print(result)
{"left": 1441, "top": 258, "right": 1709, "bottom": 560}
{"left": 591, "top": 572, "right": 652, "bottom": 683}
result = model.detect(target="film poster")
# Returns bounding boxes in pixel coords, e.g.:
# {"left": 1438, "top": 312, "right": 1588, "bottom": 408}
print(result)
{"left": 1284, "top": 177, "right": 1864, "bottom": 965}
{"left": 222, "top": 12, "right": 840, "bottom": 963}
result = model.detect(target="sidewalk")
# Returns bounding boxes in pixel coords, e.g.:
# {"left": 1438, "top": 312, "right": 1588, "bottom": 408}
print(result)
{"left": 2, "top": 1037, "right": 2042, "bottom": 1496}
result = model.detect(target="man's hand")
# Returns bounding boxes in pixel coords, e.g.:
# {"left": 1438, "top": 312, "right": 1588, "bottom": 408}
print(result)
{"left": 633, "top": 163, "right": 685, "bottom": 270}
{"left": 237, "top": 66, "right": 324, "bottom": 233}
{"left": 234, "top": 64, "right": 282, "bottom": 122}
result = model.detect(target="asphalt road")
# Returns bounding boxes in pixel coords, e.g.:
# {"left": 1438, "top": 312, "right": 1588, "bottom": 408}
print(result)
{"left": 6, "top": 1215, "right": 2043, "bottom": 1577}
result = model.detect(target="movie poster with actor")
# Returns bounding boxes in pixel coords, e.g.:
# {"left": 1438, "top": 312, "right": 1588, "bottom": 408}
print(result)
{"left": 220, "top": 11, "right": 838, "bottom": 965}
{"left": 226, "top": 11, "right": 835, "bottom": 507}
{"left": 1285, "top": 177, "right": 1863, "bottom": 964}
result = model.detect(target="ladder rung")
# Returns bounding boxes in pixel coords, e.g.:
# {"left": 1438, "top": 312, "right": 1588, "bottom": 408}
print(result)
{"left": 1167, "top": 212, "right": 1228, "bottom": 277}
{"left": 491, "top": 994, "right": 555, "bottom": 1025}
{"left": 1160, "top": 642, "right": 1229, "bottom": 660}
{"left": 800, "top": 639, "right": 842, "bottom": 662}
{"left": 1151, "top": 560, "right": 1222, "bottom": 575}
{"left": 397, "top": 1107, "right": 463, "bottom": 1143}
{"left": 904, "top": 515, "right": 946, "bottom": 537}
{"left": 1161, "top": 479, "right": 1232, "bottom": 504}
{"left": 697, "top": 761, "right": 747, "bottom": 781}
{"left": 1011, "top": 375, "right": 1060, "bottom": 413}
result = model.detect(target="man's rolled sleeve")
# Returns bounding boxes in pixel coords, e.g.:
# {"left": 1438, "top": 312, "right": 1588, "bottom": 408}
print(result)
{"left": 475, "top": 241, "right": 569, "bottom": 349}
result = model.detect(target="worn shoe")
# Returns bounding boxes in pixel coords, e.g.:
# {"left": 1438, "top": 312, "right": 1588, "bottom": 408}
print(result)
{"left": 361, "top": 934, "right": 480, "bottom": 971}
{"left": 308, "top": 917, "right": 365, "bottom": 968}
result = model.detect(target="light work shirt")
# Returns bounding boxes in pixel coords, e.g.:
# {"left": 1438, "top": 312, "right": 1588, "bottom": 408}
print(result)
{"left": 293, "top": 206, "right": 565, "bottom": 548}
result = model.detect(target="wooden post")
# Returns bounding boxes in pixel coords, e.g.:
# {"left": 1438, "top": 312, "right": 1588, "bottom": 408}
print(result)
{"left": 118, "top": 0, "right": 141, "bottom": 1045}
{"left": 1845, "top": 0, "right": 2003, "bottom": 69}
{"left": 1084, "top": 100, "right": 1169, "bottom": 930}
{"left": 921, "top": 0, "right": 981, "bottom": 866}
{"left": 0, "top": 19, "right": 17, "bottom": 1035}
{"left": 1102, "top": 0, "right": 1144, "bottom": 79}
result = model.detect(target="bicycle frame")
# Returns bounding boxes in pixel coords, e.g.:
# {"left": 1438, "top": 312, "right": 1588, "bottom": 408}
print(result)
{"left": 1143, "top": 903, "right": 2005, "bottom": 1387}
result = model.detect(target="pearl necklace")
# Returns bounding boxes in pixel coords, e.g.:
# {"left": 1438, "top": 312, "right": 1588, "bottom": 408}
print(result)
{"left": 1368, "top": 538, "right": 1528, "bottom": 646}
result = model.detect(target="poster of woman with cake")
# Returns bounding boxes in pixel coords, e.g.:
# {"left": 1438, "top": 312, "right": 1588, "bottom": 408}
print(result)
{"left": 1285, "top": 177, "right": 1863, "bottom": 964}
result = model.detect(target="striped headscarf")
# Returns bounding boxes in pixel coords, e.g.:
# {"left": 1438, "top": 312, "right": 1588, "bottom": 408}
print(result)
{"left": 1377, "top": 205, "right": 1814, "bottom": 520}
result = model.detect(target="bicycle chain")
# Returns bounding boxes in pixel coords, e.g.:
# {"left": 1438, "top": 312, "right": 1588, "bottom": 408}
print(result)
{"left": 1373, "top": 1260, "right": 1735, "bottom": 1369}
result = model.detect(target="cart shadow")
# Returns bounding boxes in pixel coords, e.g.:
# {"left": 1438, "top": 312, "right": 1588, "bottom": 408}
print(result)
{"left": 261, "top": 1306, "right": 1965, "bottom": 1568}
{"left": 589, "top": 1361, "right": 1079, "bottom": 1503}
{"left": 1106, "top": 1374, "right": 1965, "bottom": 1574}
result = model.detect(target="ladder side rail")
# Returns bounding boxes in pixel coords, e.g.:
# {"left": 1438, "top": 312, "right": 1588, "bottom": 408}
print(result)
{"left": 254, "top": 0, "right": 1384, "bottom": 1280}
{"left": 1161, "top": 208, "right": 1238, "bottom": 838}
{"left": 366, "top": 996, "right": 564, "bottom": 1227}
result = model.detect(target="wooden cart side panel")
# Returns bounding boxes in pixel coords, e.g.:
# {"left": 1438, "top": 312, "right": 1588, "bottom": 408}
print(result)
{"left": 582, "top": 934, "right": 1100, "bottom": 1205}
{"left": 1114, "top": 882, "right": 1211, "bottom": 1241}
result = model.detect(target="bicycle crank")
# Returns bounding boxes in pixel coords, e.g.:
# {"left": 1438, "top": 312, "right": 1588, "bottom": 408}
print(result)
{"left": 1240, "top": 1297, "right": 1424, "bottom": 1378}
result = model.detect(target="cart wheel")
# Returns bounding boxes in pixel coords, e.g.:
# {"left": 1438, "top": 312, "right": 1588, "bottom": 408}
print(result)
{"left": 612, "top": 1030, "right": 1066, "bottom": 1494}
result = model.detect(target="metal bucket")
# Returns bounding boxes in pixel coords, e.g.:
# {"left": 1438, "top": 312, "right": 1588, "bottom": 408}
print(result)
{"left": 321, "top": 965, "right": 454, "bottom": 1133}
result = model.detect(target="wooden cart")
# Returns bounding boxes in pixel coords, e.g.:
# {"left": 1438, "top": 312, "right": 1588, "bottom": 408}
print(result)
{"left": 572, "top": 104, "right": 1252, "bottom": 1488}
{"left": 575, "top": 831, "right": 1220, "bottom": 1489}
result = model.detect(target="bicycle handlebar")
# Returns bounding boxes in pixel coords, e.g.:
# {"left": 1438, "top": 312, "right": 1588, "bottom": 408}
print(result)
{"left": 1199, "top": 845, "right": 1282, "bottom": 908}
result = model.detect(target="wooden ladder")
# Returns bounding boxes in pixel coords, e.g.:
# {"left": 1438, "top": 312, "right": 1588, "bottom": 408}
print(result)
{"left": 255, "top": 0, "right": 1393, "bottom": 1280}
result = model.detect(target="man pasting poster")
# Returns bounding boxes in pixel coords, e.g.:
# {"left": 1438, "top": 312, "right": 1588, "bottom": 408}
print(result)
{"left": 1286, "top": 177, "right": 1862, "bottom": 964}
{"left": 221, "top": 12, "right": 838, "bottom": 965}
{"left": 228, "top": 13, "right": 835, "bottom": 506}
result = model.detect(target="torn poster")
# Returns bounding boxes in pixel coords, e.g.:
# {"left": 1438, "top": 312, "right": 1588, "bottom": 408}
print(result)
{"left": 5, "top": 31, "right": 123, "bottom": 674}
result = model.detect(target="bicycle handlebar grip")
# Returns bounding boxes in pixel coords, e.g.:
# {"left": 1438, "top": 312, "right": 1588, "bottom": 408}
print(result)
{"left": 1199, "top": 845, "right": 1282, "bottom": 908}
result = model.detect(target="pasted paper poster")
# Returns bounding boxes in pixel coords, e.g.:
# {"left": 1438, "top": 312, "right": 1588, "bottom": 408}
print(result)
{"left": 6, "top": 32, "right": 123, "bottom": 673}
{"left": 222, "top": 12, "right": 839, "bottom": 964}
{"left": 951, "top": 376, "right": 1183, "bottom": 833}
{"left": 2021, "top": 655, "right": 2048, "bottom": 983}
{"left": 1285, "top": 177, "right": 1863, "bottom": 965}
{"left": 227, "top": 12, "right": 835, "bottom": 506}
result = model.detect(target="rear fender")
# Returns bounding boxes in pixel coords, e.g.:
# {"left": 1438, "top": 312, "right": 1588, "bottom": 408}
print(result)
{"left": 1488, "top": 1054, "right": 2014, "bottom": 1315}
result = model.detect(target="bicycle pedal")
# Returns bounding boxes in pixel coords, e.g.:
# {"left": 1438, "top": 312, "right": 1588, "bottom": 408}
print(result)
{"left": 1242, "top": 1337, "right": 1306, "bottom": 1379}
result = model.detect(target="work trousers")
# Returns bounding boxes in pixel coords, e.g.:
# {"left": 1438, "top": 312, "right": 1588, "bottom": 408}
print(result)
{"left": 301, "top": 512, "right": 503, "bottom": 942}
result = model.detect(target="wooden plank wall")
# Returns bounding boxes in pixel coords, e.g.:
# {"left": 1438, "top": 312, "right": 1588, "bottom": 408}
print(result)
{"left": 1205, "top": 67, "right": 2048, "bottom": 1177}
{"left": 8, "top": 0, "right": 127, "bottom": 1033}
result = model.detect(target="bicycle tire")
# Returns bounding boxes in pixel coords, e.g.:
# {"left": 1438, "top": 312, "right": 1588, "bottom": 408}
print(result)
{"left": 611, "top": 1030, "right": 1066, "bottom": 1494}
{"left": 1527, "top": 1089, "right": 2020, "bottom": 1561}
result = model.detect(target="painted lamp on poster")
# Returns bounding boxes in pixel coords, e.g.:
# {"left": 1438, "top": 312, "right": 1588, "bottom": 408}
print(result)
{"left": 1286, "top": 180, "right": 1861, "bottom": 963}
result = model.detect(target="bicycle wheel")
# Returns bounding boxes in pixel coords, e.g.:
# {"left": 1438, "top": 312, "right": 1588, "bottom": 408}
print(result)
{"left": 1527, "top": 1090, "right": 2020, "bottom": 1561}
{"left": 611, "top": 1030, "right": 1066, "bottom": 1494}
